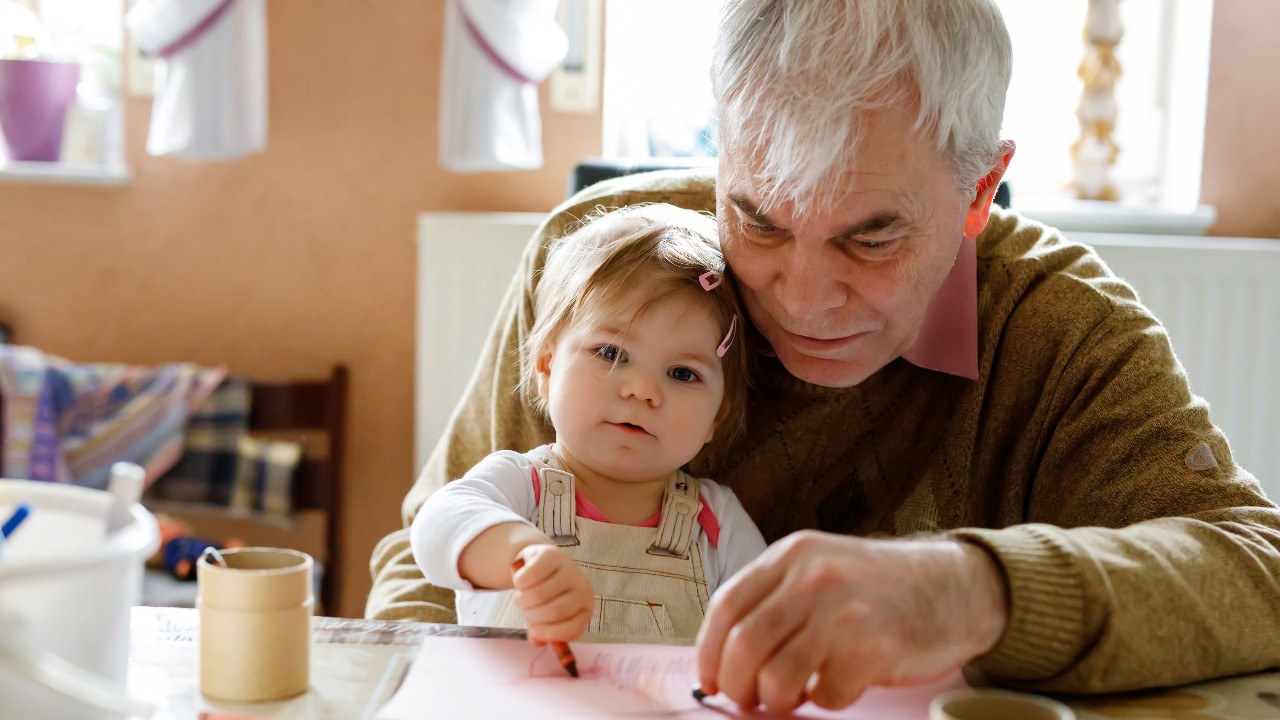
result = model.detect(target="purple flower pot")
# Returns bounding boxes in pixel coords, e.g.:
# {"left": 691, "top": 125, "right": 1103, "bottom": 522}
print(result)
{"left": 0, "top": 58, "right": 81, "bottom": 162}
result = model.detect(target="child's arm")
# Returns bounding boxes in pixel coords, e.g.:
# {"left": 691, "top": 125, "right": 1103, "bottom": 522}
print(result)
{"left": 456, "top": 520, "right": 552, "bottom": 589}
{"left": 409, "top": 451, "right": 593, "bottom": 641}
{"left": 465, "top": 539, "right": 593, "bottom": 644}
{"left": 410, "top": 451, "right": 539, "bottom": 591}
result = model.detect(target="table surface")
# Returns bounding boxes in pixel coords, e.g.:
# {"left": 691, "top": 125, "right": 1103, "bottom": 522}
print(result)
{"left": 129, "top": 607, "right": 1280, "bottom": 720}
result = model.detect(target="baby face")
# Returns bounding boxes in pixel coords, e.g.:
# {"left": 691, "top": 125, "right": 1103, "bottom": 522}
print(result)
{"left": 536, "top": 286, "right": 727, "bottom": 484}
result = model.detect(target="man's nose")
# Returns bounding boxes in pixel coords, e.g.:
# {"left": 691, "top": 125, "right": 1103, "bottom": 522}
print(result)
{"left": 620, "top": 370, "right": 662, "bottom": 406}
{"left": 775, "top": 244, "right": 847, "bottom": 320}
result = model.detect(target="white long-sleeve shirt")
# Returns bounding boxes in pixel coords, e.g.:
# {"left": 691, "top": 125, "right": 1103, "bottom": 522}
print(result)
{"left": 411, "top": 448, "right": 767, "bottom": 626}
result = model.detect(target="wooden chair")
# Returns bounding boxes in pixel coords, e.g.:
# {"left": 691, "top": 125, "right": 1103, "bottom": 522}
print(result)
{"left": 0, "top": 323, "right": 11, "bottom": 452}
{"left": 146, "top": 366, "right": 349, "bottom": 614}
{"left": 249, "top": 365, "right": 348, "bottom": 613}
{"left": 0, "top": 322, "right": 349, "bottom": 611}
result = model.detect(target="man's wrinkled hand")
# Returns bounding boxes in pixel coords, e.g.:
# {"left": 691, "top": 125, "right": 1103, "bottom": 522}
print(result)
{"left": 695, "top": 531, "right": 1009, "bottom": 712}
{"left": 512, "top": 544, "right": 593, "bottom": 644}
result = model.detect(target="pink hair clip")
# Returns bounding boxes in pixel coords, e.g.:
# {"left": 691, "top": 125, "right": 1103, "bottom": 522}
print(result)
{"left": 717, "top": 314, "right": 737, "bottom": 358}
{"left": 699, "top": 271, "right": 723, "bottom": 291}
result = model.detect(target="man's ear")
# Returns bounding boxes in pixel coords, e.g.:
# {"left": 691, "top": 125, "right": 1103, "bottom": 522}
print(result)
{"left": 534, "top": 344, "right": 554, "bottom": 400}
{"left": 965, "top": 140, "right": 1016, "bottom": 239}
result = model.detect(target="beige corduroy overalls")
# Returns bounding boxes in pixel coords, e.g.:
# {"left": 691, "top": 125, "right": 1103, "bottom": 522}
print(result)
{"left": 492, "top": 448, "right": 711, "bottom": 640}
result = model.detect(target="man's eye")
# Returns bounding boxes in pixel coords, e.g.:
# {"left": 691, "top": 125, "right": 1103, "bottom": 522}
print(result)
{"left": 743, "top": 220, "right": 784, "bottom": 239}
{"left": 595, "top": 345, "right": 624, "bottom": 363}
{"left": 851, "top": 238, "right": 898, "bottom": 255}
{"left": 669, "top": 367, "right": 699, "bottom": 383}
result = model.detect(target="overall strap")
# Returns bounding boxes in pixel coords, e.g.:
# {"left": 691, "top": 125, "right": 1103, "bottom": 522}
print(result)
{"left": 533, "top": 463, "right": 579, "bottom": 546}
{"left": 648, "top": 472, "right": 702, "bottom": 558}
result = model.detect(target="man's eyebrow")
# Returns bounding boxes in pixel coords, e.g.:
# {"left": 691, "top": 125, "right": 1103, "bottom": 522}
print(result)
{"left": 729, "top": 196, "right": 777, "bottom": 226}
{"left": 835, "top": 212, "right": 909, "bottom": 239}
{"left": 731, "top": 195, "right": 909, "bottom": 238}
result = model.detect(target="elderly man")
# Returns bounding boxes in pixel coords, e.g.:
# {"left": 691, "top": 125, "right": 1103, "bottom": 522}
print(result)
{"left": 370, "top": 0, "right": 1280, "bottom": 711}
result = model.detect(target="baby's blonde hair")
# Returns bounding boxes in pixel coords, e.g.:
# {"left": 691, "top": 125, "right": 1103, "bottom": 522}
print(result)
{"left": 522, "top": 203, "right": 750, "bottom": 462}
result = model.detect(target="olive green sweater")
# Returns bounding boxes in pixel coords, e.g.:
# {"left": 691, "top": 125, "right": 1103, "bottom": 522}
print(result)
{"left": 368, "top": 169, "right": 1280, "bottom": 693}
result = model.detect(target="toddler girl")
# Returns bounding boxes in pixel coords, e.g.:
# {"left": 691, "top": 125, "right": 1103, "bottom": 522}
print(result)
{"left": 412, "top": 203, "right": 764, "bottom": 644}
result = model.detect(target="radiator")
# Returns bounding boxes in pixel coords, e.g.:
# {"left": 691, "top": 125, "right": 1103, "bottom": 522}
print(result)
{"left": 416, "top": 213, "right": 545, "bottom": 472}
{"left": 416, "top": 214, "right": 1280, "bottom": 497}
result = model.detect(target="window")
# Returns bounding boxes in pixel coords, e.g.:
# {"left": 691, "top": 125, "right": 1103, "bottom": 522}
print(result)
{"left": 0, "top": 0, "right": 128, "bottom": 183}
{"left": 602, "top": 0, "right": 1215, "bottom": 232}
{"left": 994, "top": 0, "right": 1213, "bottom": 215}
{"left": 602, "top": 0, "right": 721, "bottom": 159}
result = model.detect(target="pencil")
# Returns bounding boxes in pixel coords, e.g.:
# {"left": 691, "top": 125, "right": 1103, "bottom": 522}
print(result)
{"left": 511, "top": 556, "right": 579, "bottom": 677}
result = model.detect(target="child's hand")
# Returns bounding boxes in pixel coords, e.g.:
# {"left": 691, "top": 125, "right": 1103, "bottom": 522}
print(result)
{"left": 511, "top": 544, "right": 592, "bottom": 644}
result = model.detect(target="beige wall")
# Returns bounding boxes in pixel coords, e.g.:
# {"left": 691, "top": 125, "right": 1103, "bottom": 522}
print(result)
{"left": 1203, "top": 0, "right": 1280, "bottom": 238}
{"left": 0, "top": 2, "right": 599, "bottom": 616}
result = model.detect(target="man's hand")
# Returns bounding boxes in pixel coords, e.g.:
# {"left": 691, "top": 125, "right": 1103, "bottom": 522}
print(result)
{"left": 512, "top": 544, "right": 593, "bottom": 644}
{"left": 695, "top": 531, "right": 1009, "bottom": 712}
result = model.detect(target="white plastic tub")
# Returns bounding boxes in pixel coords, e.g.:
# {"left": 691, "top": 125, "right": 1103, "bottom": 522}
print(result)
{"left": 0, "top": 479, "right": 159, "bottom": 719}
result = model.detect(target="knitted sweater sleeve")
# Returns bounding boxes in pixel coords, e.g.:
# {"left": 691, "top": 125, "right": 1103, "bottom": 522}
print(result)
{"left": 952, "top": 301, "right": 1280, "bottom": 692}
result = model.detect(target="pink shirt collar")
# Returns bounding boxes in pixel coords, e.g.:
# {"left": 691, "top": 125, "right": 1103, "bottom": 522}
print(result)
{"left": 900, "top": 235, "right": 979, "bottom": 381}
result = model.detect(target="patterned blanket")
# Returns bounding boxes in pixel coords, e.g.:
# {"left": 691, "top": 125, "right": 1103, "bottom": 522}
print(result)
{"left": 147, "top": 376, "right": 303, "bottom": 520}
{"left": 0, "top": 345, "right": 225, "bottom": 489}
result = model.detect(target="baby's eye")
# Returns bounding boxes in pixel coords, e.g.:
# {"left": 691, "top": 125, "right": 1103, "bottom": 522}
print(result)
{"left": 595, "top": 345, "right": 625, "bottom": 363}
{"left": 669, "top": 366, "right": 700, "bottom": 383}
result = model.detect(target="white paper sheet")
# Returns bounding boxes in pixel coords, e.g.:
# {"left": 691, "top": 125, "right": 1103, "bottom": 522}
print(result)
{"left": 376, "top": 635, "right": 968, "bottom": 719}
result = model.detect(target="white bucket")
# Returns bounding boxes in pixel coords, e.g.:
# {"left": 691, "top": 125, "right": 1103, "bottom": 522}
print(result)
{"left": 0, "top": 479, "right": 160, "bottom": 719}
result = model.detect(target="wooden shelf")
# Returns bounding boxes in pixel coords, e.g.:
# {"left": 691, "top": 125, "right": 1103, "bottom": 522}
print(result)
{"left": 0, "top": 160, "right": 130, "bottom": 185}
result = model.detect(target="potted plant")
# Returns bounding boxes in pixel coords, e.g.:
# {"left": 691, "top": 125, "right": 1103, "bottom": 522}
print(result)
{"left": 0, "top": 2, "right": 79, "bottom": 162}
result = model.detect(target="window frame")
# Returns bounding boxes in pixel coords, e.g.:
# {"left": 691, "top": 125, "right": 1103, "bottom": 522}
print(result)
{"left": 600, "top": 0, "right": 1217, "bottom": 234}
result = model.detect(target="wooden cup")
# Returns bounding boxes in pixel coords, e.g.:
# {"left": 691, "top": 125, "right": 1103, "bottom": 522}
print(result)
{"left": 197, "top": 547, "right": 313, "bottom": 702}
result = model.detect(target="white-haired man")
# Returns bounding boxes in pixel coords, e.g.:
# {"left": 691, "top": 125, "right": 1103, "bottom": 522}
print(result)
{"left": 370, "top": 0, "right": 1280, "bottom": 712}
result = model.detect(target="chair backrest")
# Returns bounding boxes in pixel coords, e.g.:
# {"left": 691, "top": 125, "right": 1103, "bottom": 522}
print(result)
{"left": 247, "top": 365, "right": 349, "bottom": 612}
{"left": 139, "top": 365, "right": 349, "bottom": 614}
{"left": 0, "top": 324, "right": 10, "bottom": 453}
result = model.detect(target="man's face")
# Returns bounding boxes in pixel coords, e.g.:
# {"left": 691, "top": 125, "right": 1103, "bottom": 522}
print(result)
{"left": 718, "top": 104, "right": 973, "bottom": 388}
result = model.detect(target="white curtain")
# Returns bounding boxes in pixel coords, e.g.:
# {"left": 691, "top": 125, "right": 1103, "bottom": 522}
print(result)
{"left": 125, "top": 0, "right": 267, "bottom": 160}
{"left": 439, "top": 0, "right": 567, "bottom": 172}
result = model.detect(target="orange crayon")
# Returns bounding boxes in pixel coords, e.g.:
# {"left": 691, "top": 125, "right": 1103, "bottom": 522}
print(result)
{"left": 512, "top": 556, "right": 579, "bottom": 677}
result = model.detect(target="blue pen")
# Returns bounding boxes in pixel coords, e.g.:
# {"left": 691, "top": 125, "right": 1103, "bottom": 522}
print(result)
{"left": 1, "top": 503, "right": 32, "bottom": 539}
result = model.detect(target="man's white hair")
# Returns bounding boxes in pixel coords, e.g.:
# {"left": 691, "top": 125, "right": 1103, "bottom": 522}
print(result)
{"left": 712, "top": 0, "right": 1012, "bottom": 213}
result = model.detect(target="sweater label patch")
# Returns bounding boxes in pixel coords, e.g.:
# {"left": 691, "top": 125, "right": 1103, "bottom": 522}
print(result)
{"left": 1185, "top": 442, "right": 1219, "bottom": 471}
